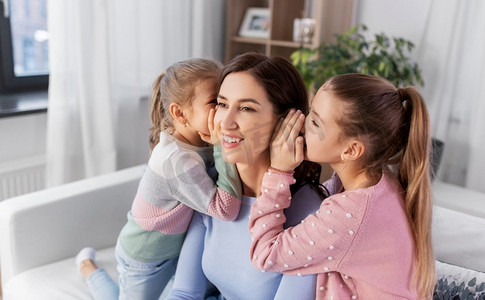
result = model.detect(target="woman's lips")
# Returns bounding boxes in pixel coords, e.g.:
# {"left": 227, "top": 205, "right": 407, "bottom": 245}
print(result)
{"left": 221, "top": 134, "right": 244, "bottom": 149}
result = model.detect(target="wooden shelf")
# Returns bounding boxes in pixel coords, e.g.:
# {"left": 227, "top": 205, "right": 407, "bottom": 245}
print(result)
{"left": 225, "top": 0, "right": 357, "bottom": 62}
{"left": 231, "top": 36, "right": 268, "bottom": 45}
{"left": 231, "top": 37, "right": 310, "bottom": 48}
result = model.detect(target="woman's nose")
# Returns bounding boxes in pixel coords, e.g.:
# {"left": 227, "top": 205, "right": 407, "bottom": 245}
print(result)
{"left": 220, "top": 109, "right": 238, "bottom": 130}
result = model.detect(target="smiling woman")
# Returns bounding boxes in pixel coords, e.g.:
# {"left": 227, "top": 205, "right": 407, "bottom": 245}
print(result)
{"left": 166, "top": 52, "right": 325, "bottom": 300}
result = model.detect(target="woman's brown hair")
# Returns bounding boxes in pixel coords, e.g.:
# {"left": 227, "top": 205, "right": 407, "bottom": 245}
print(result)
{"left": 149, "top": 58, "right": 223, "bottom": 151}
{"left": 322, "top": 73, "right": 435, "bottom": 298}
{"left": 220, "top": 52, "right": 325, "bottom": 198}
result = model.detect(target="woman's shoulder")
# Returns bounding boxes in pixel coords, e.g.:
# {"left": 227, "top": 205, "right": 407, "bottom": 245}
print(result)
{"left": 284, "top": 184, "right": 323, "bottom": 227}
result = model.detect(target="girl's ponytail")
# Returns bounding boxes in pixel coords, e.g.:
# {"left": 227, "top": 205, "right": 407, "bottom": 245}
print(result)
{"left": 149, "top": 72, "right": 167, "bottom": 151}
{"left": 398, "top": 87, "right": 436, "bottom": 298}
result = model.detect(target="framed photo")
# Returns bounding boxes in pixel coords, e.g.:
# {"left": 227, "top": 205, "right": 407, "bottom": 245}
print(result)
{"left": 238, "top": 7, "right": 270, "bottom": 39}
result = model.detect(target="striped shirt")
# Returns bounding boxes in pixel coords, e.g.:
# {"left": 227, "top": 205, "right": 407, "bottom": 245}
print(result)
{"left": 119, "top": 132, "right": 241, "bottom": 262}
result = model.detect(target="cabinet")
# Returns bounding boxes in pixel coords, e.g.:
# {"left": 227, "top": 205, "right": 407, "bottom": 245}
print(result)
{"left": 225, "top": 0, "right": 357, "bottom": 62}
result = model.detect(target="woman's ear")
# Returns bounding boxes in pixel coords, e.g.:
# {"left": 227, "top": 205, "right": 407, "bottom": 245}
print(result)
{"left": 342, "top": 139, "right": 365, "bottom": 162}
{"left": 169, "top": 103, "right": 187, "bottom": 126}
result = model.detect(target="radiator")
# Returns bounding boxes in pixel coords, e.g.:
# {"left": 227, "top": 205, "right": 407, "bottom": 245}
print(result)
{"left": 0, "top": 156, "right": 46, "bottom": 201}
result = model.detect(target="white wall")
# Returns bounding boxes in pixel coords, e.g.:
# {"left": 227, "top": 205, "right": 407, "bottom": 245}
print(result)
{"left": 0, "top": 113, "right": 47, "bottom": 162}
{"left": 355, "top": 0, "right": 429, "bottom": 43}
{"left": 0, "top": 97, "right": 150, "bottom": 173}
{"left": 354, "top": 0, "right": 434, "bottom": 96}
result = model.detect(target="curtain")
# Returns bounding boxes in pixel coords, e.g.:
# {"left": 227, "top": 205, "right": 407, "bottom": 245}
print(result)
{"left": 416, "top": 0, "right": 485, "bottom": 192}
{"left": 46, "top": 0, "right": 225, "bottom": 187}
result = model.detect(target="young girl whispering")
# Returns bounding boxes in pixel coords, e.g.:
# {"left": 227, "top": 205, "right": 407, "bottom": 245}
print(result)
{"left": 248, "top": 73, "right": 435, "bottom": 299}
{"left": 76, "top": 58, "right": 241, "bottom": 300}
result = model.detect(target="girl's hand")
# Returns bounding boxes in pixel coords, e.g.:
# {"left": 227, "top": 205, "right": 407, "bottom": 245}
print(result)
{"left": 270, "top": 109, "right": 305, "bottom": 172}
{"left": 198, "top": 108, "right": 220, "bottom": 145}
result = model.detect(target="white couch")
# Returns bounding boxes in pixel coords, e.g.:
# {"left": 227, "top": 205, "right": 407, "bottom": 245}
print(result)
{"left": 1, "top": 166, "right": 485, "bottom": 299}
{"left": 0, "top": 164, "right": 145, "bottom": 299}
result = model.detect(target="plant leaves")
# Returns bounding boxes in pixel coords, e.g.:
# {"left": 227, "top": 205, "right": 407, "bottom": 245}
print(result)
{"left": 290, "top": 24, "right": 424, "bottom": 89}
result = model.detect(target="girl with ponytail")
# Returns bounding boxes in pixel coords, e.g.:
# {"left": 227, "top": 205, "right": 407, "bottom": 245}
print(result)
{"left": 249, "top": 73, "right": 435, "bottom": 299}
{"left": 76, "top": 58, "right": 242, "bottom": 300}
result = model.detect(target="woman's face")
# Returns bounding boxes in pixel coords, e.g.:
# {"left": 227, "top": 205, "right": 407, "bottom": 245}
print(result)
{"left": 304, "top": 89, "right": 348, "bottom": 165}
{"left": 215, "top": 72, "right": 277, "bottom": 166}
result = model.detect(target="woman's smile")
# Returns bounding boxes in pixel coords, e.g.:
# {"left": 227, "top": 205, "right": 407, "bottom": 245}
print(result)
{"left": 221, "top": 134, "right": 244, "bottom": 149}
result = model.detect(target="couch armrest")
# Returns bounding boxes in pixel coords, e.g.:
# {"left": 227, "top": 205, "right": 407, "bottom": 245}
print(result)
{"left": 433, "top": 205, "right": 485, "bottom": 273}
{"left": 0, "top": 164, "right": 145, "bottom": 287}
{"left": 432, "top": 179, "right": 485, "bottom": 219}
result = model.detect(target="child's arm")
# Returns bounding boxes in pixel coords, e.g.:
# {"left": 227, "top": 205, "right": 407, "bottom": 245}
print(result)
{"left": 133, "top": 107, "right": 241, "bottom": 229}
{"left": 193, "top": 107, "right": 242, "bottom": 220}
{"left": 248, "top": 110, "right": 362, "bottom": 275}
{"left": 200, "top": 107, "right": 242, "bottom": 201}
{"left": 163, "top": 149, "right": 241, "bottom": 221}
{"left": 248, "top": 171, "right": 363, "bottom": 276}
{"left": 207, "top": 144, "right": 242, "bottom": 217}
{"left": 130, "top": 146, "right": 240, "bottom": 237}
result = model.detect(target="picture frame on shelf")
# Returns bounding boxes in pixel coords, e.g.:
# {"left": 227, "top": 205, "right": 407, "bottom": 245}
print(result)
{"left": 238, "top": 7, "right": 270, "bottom": 39}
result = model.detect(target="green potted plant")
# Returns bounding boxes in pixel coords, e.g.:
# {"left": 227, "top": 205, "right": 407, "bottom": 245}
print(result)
{"left": 290, "top": 24, "right": 424, "bottom": 93}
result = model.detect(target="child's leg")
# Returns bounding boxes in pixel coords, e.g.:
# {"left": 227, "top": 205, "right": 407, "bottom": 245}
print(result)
{"left": 116, "top": 244, "right": 178, "bottom": 300}
{"left": 76, "top": 247, "right": 119, "bottom": 300}
{"left": 86, "top": 268, "right": 120, "bottom": 300}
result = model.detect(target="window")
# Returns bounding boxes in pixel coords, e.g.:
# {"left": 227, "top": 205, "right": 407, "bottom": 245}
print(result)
{"left": 0, "top": 0, "right": 49, "bottom": 93}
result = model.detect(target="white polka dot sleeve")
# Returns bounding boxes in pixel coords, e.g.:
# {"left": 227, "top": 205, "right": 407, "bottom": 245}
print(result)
{"left": 248, "top": 170, "right": 368, "bottom": 276}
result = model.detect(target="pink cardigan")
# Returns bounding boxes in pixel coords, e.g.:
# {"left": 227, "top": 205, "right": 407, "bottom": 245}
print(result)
{"left": 249, "top": 171, "right": 419, "bottom": 299}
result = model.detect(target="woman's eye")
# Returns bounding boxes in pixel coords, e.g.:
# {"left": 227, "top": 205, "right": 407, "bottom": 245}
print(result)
{"left": 217, "top": 102, "right": 227, "bottom": 109}
{"left": 311, "top": 119, "right": 319, "bottom": 127}
{"left": 240, "top": 106, "right": 255, "bottom": 112}
{"left": 209, "top": 99, "right": 217, "bottom": 105}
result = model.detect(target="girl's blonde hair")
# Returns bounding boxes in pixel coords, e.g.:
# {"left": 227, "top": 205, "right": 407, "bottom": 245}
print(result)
{"left": 149, "top": 58, "right": 223, "bottom": 150}
{"left": 323, "top": 73, "right": 435, "bottom": 299}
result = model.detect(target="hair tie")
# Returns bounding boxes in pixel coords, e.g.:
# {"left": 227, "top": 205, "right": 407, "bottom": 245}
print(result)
{"left": 397, "top": 88, "right": 407, "bottom": 102}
